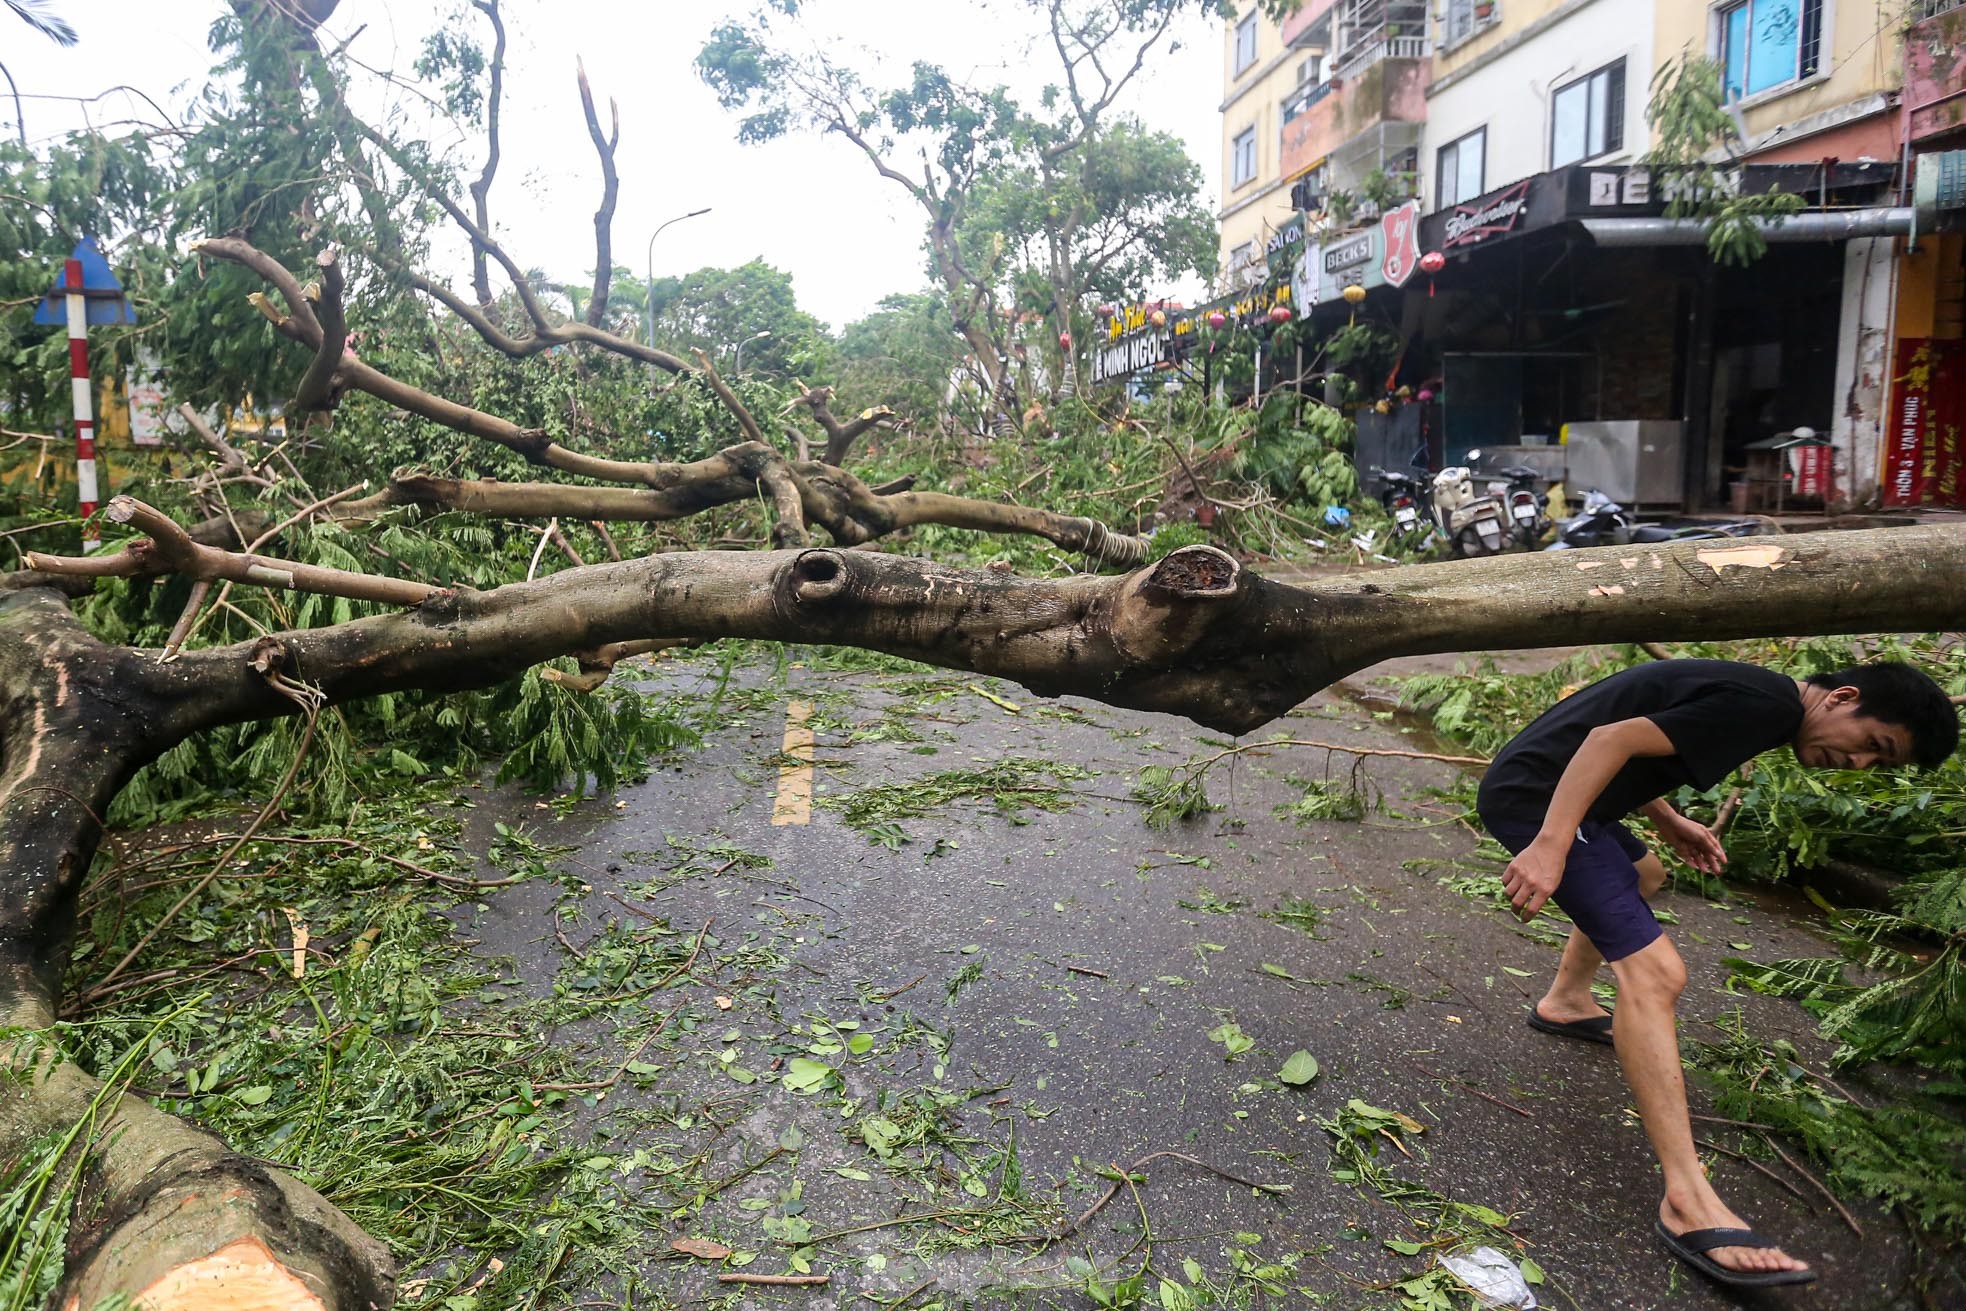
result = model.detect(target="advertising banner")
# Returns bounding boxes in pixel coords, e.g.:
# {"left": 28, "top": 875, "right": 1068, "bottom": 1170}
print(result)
{"left": 1883, "top": 338, "right": 1965, "bottom": 507}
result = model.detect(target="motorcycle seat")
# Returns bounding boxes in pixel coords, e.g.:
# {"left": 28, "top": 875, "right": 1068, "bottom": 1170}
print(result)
{"left": 1498, "top": 465, "right": 1541, "bottom": 481}
{"left": 1626, "top": 524, "right": 1680, "bottom": 543}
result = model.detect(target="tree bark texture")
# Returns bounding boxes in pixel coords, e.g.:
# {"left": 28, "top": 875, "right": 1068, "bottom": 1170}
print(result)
{"left": 4, "top": 523, "right": 1964, "bottom": 1306}
{"left": 0, "top": 594, "right": 391, "bottom": 1310}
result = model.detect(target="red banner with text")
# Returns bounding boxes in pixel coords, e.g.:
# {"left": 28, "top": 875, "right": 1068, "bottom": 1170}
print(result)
{"left": 1883, "top": 338, "right": 1965, "bottom": 507}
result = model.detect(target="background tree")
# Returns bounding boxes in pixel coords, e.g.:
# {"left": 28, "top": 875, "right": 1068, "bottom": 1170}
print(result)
{"left": 834, "top": 289, "right": 982, "bottom": 436}
{"left": 647, "top": 258, "right": 832, "bottom": 379}
{"left": 696, "top": 0, "right": 1242, "bottom": 429}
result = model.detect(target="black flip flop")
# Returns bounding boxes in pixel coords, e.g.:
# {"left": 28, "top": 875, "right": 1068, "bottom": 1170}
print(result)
{"left": 1526, "top": 1008, "right": 1614, "bottom": 1046}
{"left": 1654, "top": 1220, "right": 1818, "bottom": 1288}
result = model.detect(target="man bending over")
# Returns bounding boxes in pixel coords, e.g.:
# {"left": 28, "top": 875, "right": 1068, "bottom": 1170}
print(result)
{"left": 1475, "top": 658, "right": 1957, "bottom": 1289}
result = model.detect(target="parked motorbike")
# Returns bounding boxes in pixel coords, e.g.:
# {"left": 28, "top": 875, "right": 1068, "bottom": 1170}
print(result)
{"left": 1429, "top": 462, "right": 1510, "bottom": 557}
{"left": 1546, "top": 489, "right": 1777, "bottom": 550}
{"left": 1370, "top": 467, "right": 1433, "bottom": 548}
{"left": 1471, "top": 451, "right": 1551, "bottom": 549}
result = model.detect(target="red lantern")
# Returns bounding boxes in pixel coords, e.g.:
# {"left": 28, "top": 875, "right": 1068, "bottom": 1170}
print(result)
{"left": 1419, "top": 249, "right": 1446, "bottom": 297}
{"left": 1058, "top": 331, "right": 1072, "bottom": 349}
{"left": 1268, "top": 304, "right": 1293, "bottom": 325}
{"left": 1206, "top": 310, "right": 1227, "bottom": 330}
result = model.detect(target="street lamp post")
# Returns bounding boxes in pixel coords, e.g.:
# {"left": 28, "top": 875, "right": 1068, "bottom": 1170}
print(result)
{"left": 734, "top": 329, "right": 772, "bottom": 374}
{"left": 645, "top": 206, "right": 711, "bottom": 350}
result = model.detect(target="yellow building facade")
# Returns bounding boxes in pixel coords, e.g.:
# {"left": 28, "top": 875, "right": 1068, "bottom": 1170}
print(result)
{"left": 1217, "top": 5, "right": 1312, "bottom": 292}
{"left": 1653, "top": 0, "right": 1906, "bottom": 164}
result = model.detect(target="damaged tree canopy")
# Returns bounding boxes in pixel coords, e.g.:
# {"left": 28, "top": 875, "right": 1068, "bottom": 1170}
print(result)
{"left": 4, "top": 2, "right": 1966, "bottom": 1307}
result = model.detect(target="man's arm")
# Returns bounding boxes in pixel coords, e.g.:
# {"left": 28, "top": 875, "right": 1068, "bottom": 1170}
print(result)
{"left": 1502, "top": 717, "right": 1678, "bottom": 919}
{"left": 1642, "top": 794, "right": 1729, "bottom": 875}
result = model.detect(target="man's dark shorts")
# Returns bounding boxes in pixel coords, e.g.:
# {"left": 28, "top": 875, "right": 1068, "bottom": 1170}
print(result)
{"left": 1478, "top": 808, "right": 1663, "bottom": 962}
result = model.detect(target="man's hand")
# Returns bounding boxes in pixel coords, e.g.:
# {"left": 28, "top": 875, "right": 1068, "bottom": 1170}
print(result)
{"left": 1660, "top": 811, "right": 1728, "bottom": 875}
{"left": 1502, "top": 835, "right": 1567, "bottom": 921}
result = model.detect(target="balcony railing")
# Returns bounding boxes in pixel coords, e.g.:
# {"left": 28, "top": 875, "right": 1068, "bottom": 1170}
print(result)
{"left": 1282, "top": 78, "right": 1341, "bottom": 125}
{"left": 1331, "top": 31, "right": 1428, "bottom": 80}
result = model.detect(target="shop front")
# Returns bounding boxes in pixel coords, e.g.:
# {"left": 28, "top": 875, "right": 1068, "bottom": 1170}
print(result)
{"left": 1402, "top": 160, "right": 1911, "bottom": 510}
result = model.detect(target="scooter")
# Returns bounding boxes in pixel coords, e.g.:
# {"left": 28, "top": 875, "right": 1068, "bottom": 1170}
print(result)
{"left": 1472, "top": 452, "right": 1550, "bottom": 549}
{"left": 1371, "top": 467, "right": 1433, "bottom": 548}
{"left": 1430, "top": 462, "right": 1510, "bottom": 557}
{"left": 1546, "top": 489, "right": 1776, "bottom": 550}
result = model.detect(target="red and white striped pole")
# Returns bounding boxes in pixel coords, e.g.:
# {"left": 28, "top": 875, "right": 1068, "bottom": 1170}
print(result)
{"left": 62, "top": 256, "right": 101, "bottom": 551}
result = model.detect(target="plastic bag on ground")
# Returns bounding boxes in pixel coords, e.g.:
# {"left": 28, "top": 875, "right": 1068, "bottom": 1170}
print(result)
{"left": 1436, "top": 1247, "right": 1538, "bottom": 1310}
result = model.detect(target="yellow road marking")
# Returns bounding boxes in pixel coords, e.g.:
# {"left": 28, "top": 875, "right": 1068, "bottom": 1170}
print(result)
{"left": 772, "top": 700, "right": 815, "bottom": 825}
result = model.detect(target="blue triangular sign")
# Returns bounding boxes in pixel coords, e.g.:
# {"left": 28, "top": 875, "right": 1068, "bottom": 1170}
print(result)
{"left": 33, "top": 237, "right": 134, "bottom": 326}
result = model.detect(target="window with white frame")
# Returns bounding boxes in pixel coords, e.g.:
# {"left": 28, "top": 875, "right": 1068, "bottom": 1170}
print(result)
{"left": 1442, "top": 0, "right": 1497, "bottom": 48}
{"left": 1436, "top": 127, "right": 1485, "bottom": 208}
{"left": 1232, "top": 127, "right": 1258, "bottom": 187}
{"left": 1234, "top": 13, "right": 1259, "bottom": 75}
{"left": 1551, "top": 59, "right": 1626, "bottom": 167}
{"left": 1717, "top": 0, "right": 1824, "bottom": 101}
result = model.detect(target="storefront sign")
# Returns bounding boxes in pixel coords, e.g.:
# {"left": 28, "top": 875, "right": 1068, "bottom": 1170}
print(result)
{"left": 1265, "top": 214, "right": 1307, "bottom": 258}
{"left": 1585, "top": 166, "right": 1653, "bottom": 208}
{"left": 1443, "top": 180, "right": 1531, "bottom": 248}
{"left": 1294, "top": 242, "right": 1320, "bottom": 312}
{"left": 1884, "top": 338, "right": 1965, "bottom": 507}
{"left": 1091, "top": 328, "right": 1170, "bottom": 384}
{"left": 125, "top": 354, "right": 168, "bottom": 447}
{"left": 1322, "top": 232, "right": 1373, "bottom": 273}
{"left": 1380, "top": 201, "right": 1421, "bottom": 287}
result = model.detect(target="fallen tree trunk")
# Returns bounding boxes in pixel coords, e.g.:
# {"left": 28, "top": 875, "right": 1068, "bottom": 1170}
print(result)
{"left": 4, "top": 524, "right": 1963, "bottom": 1305}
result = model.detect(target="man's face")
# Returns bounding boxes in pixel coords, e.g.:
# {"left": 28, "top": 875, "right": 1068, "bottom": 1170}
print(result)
{"left": 1795, "top": 686, "right": 1911, "bottom": 771}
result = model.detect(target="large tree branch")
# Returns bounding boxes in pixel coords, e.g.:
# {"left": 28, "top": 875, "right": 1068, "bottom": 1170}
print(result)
{"left": 574, "top": 58, "right": 620, "bottom": 329}
{"left": 140, "top": 525, "right": 1966, "bottom": 747}
{"left": 786, "top": 382, "right": 893, "bottom": 466}
{"left": 289, "top": 244, "right": 347, "bottom": 416}
{"left": 26, "top": 497, "right": 438, "bottom": 608}
{"left": 349, "top": 453, "right": 1145, "bottom": 564}
{"left": 467, "top": 0, "right": 506, "bottom": 310}
{"left": 350, "top": 123, "right": 690, "bottom": 373}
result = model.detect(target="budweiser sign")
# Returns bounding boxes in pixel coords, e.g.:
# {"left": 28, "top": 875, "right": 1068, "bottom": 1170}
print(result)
{"left": 1443, "top": 180, "right": 1530, "bottom": 249}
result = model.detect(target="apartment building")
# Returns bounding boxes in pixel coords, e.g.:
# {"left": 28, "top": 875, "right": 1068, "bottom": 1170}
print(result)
{"left": 1218, "top": 2, "right": 1430, "bottom": 286}
{"left": 1419, "top": 0, "right": 1651, "bottom": 213}
{"left": 1395, "top": 1, "right": 1962, "bottom": 510}
{"left": 1218, "top": 6, "right": 1308, "bottom": 289}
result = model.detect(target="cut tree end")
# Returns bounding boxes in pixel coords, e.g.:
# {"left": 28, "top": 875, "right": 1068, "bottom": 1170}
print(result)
{"left": 73, "top": 1237, "right": 326, "bottom": 1311}
{"left": 1146, "top": 546, "right": 1239, "bottom": 597}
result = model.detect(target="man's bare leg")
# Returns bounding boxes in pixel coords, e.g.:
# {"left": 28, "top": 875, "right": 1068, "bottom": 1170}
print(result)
{"left": 1608, "top": 935, "right": 1809, "bottom": 1276}
{"left": 1536, "top": 853, "right": 1669, "bottom": 1025}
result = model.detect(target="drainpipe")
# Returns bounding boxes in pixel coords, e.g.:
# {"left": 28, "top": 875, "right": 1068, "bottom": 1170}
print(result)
{"left": 1580, "top": 208, "right": 1914, "bottom": 245}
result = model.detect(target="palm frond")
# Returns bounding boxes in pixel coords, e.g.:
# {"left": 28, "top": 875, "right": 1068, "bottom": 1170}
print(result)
{"left": 6, "top": 0, "right": 77, "bottom": 46}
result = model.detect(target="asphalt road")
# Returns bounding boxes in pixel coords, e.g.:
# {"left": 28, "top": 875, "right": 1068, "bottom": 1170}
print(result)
{"left": 459, "top": 640, "right": 1937, "bottom": 1311}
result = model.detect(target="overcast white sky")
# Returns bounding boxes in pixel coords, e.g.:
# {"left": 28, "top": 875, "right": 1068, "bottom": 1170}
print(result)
{"left": 11, "top": 0, "right": 1222, "bottom": 330}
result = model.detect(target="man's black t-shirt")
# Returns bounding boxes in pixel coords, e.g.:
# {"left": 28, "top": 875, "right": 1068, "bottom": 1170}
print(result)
{"left": 1477, "top": 659, "right": 1803, "bottom": 823}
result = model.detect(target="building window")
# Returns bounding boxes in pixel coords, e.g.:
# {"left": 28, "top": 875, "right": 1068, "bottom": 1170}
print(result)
{"left": 1232, "top": 127, "right": 1258, "bottom": 188}
{"left": 1234, "top": 13, "right": 1259, "bottom": 75}
{"left": 1551, "top": 59, "right": 1626, "bottom": 167}
{"left": 1718, "top": 0, "right": 1823, "bottom": 101}
{"left": 1442, "top": 0, "right": 1498, "bottom": 48}
{"left": 1436, "top": 127, "right": 1485, "bottom": 208}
